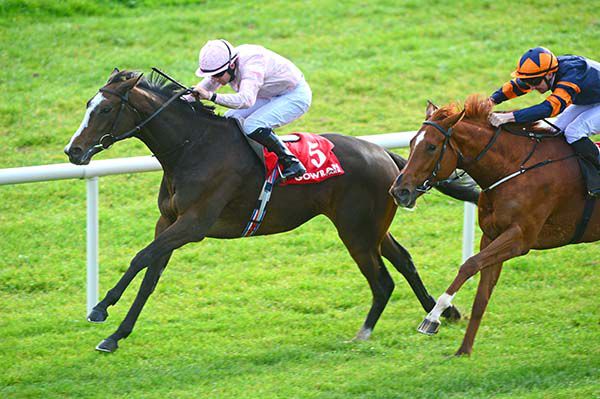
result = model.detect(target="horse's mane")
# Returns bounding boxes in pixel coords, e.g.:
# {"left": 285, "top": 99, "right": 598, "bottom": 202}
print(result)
{"left": 107, "top": 70, "right": 222, "bottom": 119}
{"left": 430, "top": 102, "right": 462, "bottom": 121}
{"left": 431, "top": 94, "right": 553, "bottom": 134}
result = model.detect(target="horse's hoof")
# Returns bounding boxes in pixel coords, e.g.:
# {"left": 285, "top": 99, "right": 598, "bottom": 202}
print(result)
{"left": 353, "top": 327, "right": 372, "bottom": 341}
{"left": 87, "top": 307, "right": 108, "bottom": 323}
{"left": 441, "top": 305, "right": 461, "bottom": 322}
{"left": 417, "top": 318, "right": 440, "bottom": 335}
{"left": 454, "top": 349, "right": 472, "bottom": 357}
{"left": 95, "top": 338, "right": 118, "bottom": 353}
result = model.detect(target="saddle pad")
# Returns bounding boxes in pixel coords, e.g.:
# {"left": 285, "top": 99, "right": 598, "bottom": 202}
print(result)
{"left": 596, "top": 142, "right": 600, "bottom": 150}
{"left": 263, "top": 133, "right": 344, "bottom": 185}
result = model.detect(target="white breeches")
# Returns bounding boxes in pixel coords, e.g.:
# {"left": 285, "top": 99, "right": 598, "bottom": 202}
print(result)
{"left": 225, "top": 80, "right": 312, "bottom": 135}
{"left": 554, "top": 103, "right": 600, "bottom": 144}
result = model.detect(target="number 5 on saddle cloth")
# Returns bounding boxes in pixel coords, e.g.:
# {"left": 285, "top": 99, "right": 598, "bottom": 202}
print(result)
{"left": 241, "top": 132, "right": 345, "bottom": 237}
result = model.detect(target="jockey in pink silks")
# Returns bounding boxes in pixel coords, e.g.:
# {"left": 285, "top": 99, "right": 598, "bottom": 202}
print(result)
{"left": 188, "top": 39, "right": 312, "bottom": 180}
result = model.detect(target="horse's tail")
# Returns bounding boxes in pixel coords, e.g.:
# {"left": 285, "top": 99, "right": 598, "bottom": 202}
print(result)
{"left": 386, "top": 149, "right": 407, "bottom": 170}
{"left": 386, "top": 150, "right": 480, "bottom": 205}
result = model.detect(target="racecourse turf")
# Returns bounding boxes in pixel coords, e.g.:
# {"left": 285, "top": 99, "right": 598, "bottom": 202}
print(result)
{"left": 0, "top": 1, "right": 598, "bottom": 398}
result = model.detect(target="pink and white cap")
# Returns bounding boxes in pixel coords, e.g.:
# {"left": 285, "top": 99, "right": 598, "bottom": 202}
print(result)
{"left": 195, "top": 39, "right": 238, "bottom": 77}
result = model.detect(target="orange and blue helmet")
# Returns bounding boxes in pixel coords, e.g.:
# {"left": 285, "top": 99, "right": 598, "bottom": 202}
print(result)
{"left": 512, "top": 47, "right": 559, "bottom": 79}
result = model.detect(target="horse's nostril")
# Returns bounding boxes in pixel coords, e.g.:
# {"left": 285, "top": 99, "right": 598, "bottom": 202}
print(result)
{"left": 400, "top": 188, "right": 410, "bottom": 197}
{"left": 68, "top": 147, "right": 83, "bottom": 157}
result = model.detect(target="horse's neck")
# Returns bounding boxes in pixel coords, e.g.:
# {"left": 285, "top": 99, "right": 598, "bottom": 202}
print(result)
{"left": 453, "top": 121, "right": 543, "bottom": 188}
{"left": 133, "top": 91, "right": 247, "bottom": 173}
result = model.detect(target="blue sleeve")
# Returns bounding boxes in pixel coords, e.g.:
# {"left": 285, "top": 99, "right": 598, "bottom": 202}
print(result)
{"left": 490, "top": 88, "right": 507, "bottom": 104}
{"left": 513, "top": 101, "right": 554, "bottom": 123}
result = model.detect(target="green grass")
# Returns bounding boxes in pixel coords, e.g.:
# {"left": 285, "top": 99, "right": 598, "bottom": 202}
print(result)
{"left": 1, "top": 1, "right": 599, "bottom": 398}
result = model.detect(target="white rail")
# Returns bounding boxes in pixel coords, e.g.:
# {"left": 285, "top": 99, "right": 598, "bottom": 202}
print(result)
{"left": 0, "top": 132, "right": 476, "bottom": 315}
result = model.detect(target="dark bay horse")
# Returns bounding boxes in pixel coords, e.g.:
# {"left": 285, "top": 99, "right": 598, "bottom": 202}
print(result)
{"left": 65, "top": 69, "right": 479, "bottom": 353}
{"left": 389, "top": 94, "right": 599, "bottom": 356}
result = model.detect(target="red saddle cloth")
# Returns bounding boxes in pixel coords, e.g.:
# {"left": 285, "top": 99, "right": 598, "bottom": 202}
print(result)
{"left": 596, "top": 142, "right": 600, "bottom": 150}
{"left": 263, "top": 133, "right": 345, "bottom": 185}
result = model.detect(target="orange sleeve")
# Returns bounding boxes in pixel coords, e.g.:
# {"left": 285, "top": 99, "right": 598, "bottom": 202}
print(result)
{"left": 545, "top": 96, "right": 563, "bottom": 117}
{"left": 501, "top": 80, "right": 531, "bottom": 99}
{"left": 545, "top": 83, "right": 579, "bottom": 117}
{"left": 556, "top": 81, "right": 581, "bottom": 94}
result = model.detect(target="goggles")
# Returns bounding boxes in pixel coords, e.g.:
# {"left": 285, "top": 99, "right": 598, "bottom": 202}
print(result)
{"left": 519, "top": 76, "right": 545, "bottom": 88}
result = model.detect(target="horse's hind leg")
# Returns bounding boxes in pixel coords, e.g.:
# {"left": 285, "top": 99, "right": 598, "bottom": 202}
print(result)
{"left": 347, "top": 248, "right": 395, "bottom": 341}
{"left": 381, "top": 233, "right": 461, "bottom": 321}
{"left": 88, "top": 216, "right": 173, "bottom": 323}
{"left": 333, "top": 219, "right": 394, "bottom": 340}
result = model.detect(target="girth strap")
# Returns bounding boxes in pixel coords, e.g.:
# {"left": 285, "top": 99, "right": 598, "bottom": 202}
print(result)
{"left": 569, "top": 196, "right": 597, "bottom": 244}
{"left": 241, "top": 168, "right": 279, "bottom": 237}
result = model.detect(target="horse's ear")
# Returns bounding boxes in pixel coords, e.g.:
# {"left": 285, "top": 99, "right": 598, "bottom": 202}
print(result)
{"left": 425, "top": 100, "right": 439, "bottom": 119}
{"left": 133, "top": 72, "right": 144, "bottom": 87}
{"left": 443, "top": 109, "right": 466, "bottom": 127}
{"left": 107, "top": 68, "right": 120, "bottom": 82}
{"left": 118, "top": 72, "right": 144, "bottom": 92}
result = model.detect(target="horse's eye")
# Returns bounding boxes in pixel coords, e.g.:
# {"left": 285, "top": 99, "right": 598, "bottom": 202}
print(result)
{"left": 100, "top": 107, "right": 112, "bottom": 114}
{"left": 426, "top": 143, "right": 437, "bottom": 152}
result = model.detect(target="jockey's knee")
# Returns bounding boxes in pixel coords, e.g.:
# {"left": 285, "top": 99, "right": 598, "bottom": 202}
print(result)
{"left": 564, "top": 123, "right": 594, "bottom": 144}
{"left": 242, "top": 115, "right": 276, "bottom": 135}
{"left": 224, "top": 109, "right": 242, "bottom": 119}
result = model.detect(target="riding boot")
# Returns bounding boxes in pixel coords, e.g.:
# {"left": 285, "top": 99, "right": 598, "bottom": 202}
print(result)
{"left": 248, "top": 127, "right": 306, "bottom": 180}
{"left": 571, "top": 137, "right": 600, "bottom": 197}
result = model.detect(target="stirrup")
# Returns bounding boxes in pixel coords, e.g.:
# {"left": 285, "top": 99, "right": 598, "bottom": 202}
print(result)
{"left": 279, "top": 161, "right": 306, "bottom": 180}
{"left": 588, "top": 188, "right": 600, "bottom": 198}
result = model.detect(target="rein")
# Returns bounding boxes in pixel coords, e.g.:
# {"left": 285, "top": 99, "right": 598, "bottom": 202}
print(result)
{"left": 482, "top": 133, "right": 575, "bottom": 192}
{"left": 481, "top": 121, "right": 574, "bottom": 191}
{"left": 91, "top": 86, "right": 193, "bottom": 151}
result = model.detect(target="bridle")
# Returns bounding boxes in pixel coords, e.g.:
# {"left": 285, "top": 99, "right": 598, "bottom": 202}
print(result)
{"left": 414, "top": 119, "right": 468, "bottom": 193}
{"left": 88, "top": 82, "right": 192, "bottom": 152}
{"left": 93, "top": 87, "right": 140, "bottom": 150}
{"left": 412, "top": 117, "right": 570, "bottom": 193}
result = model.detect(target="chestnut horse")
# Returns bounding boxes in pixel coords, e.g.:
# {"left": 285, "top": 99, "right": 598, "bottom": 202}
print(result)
{"left": 64, "top": 69, "right": 478, "bottom": 353}
{"left": 389, "top": 94, "right": 599, "bottom": 356}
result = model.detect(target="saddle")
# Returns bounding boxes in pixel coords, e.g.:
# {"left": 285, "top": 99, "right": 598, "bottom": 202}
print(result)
{"left": 232, "top": 120, "right": 345, "bottom": 237}
{"left": 233, "top": 119, "right": 344, "bottom": 185}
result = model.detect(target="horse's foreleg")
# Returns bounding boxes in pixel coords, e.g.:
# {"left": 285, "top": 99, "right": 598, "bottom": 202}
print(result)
{"left": 93, "top": 214, "right": 210, "bottom": 352}
{"left": 455, "top": 262, "right": 503, "bottom": 356}
{"left": 93, "top": 192, "right": 231, "bottom": 353}
{"left": 95, "top": 251, "right": 173, "bottom": 352}
{"left": 127, "top": 216, "right": 204, "bottom": 272}
{"left": 418, "top": 225, "right": 529, "bottom": 337}
{"left": 381, "top": 233, "right": 461, "bottom": 321}
{"left": 88, "top": 216, "right": 173, "bottom": 323}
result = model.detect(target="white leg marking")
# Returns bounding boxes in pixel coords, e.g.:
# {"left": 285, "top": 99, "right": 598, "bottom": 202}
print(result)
{"left": 64, "top": 93, "right": 105, "bottom": 152}
{"left": 427, "top": 292, "right": 455, "bottom": 322}
{"left": 354, "top": 327, "right": 372, "bottom": 341}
